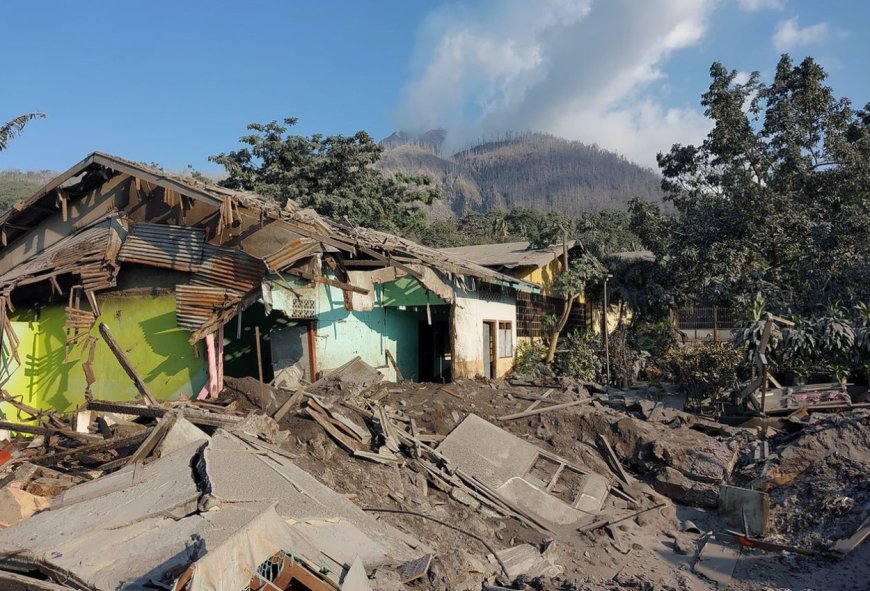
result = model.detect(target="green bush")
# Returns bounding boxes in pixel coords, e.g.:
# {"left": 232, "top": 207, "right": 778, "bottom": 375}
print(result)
{"left": 513, "top": 341, "right": 547, "bottom": 377}
{"left": 553, "top": 330, "right": 604, "bottom": 382}
{"left": 655, "top": 343, "right": 743, "bottom": 406}
{"left": 629, "top": 319, "right": 677, "bottom": 360}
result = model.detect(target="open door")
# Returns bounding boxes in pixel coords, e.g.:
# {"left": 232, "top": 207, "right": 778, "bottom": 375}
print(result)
{"left": 482, "top": 321, "right": 496, "bottom": 379}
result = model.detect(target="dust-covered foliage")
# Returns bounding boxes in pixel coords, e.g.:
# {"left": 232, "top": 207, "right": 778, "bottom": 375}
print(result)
{"left": 210, "top": 117, "right": 441, "bottom": 235}
{"left": 654, "top": 343, "right": 744, "bottom": 407}
{"left": 553, "top": 330, "right": 604, "bottom": 383}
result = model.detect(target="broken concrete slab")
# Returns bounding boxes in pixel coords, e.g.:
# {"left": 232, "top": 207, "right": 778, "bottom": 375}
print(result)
{"left": 488, "top": 544, "right": 563, "bottom": 579}
{"left": 157, "top": 415, "right": 209, "bottom": 456}
{"left": 204, "top": 430, "right": 422, "bottom": 566}
{"left": 436, "top": 414, "right": 608, "bottom": 533}
{"left": 340, "top": 556, "right": 372, "bottom": 591}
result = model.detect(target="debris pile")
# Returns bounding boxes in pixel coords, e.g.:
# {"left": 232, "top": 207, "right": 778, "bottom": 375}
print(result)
{"left": 0, "top": 374, "right": 869, "bottom": 590}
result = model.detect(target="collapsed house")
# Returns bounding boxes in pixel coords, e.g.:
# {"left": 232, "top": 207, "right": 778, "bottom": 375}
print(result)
{"left": 0, "top": 152, "right": 539, "bottom": 418}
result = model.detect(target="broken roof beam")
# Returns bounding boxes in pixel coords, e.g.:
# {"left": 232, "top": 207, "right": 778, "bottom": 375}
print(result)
{"left": 86, "top": 400, "right": 242, "bottom": 428}
{"left": 356, "top": 245, "right": 425, "bottom": 281}
{"left": 285, "top": 269, "right": 369, "bottom": 295}
{"left": 98, "top": 323, "right": 158, "bottom": 406}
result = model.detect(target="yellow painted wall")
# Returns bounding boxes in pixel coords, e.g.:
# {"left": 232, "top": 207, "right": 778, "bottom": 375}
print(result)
{"left": 0, "top": 294, "right": 207, "bottom": 419}
{"left": 515, "top": 259, "right": 586, "bottom": 303}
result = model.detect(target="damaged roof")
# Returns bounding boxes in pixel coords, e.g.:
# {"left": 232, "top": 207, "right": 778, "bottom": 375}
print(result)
{"left": 0, "top": 151, "right": 535, "bottom": 297}
{"left": 439, "top": 241, "right": 574, "bottom": 270}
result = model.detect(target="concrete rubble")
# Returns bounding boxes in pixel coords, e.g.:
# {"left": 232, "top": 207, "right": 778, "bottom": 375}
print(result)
{"left": 0, "top": 376, "right": 868, "bottom": 590}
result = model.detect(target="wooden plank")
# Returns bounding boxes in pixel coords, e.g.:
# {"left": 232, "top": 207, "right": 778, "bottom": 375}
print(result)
{"left": 519, "top": 388, "right": 554, "bottom": 414}
{"left": 832, "top": 513, "right": 870, "bottom": 556}
{"left": 286, "top": 269, "right": 369, "bottom": 294}
{"left": 356, "top": 245, "right": 424, "bottom": 281}
{"left": 27, "top": 430, "right": 150, "bottom": 466}
{"left": 0, "top": 569, "right": 79, "bottom": 591}
{"left": 385, "top": 349, "right": 403, "bottom": 381}
{"left": 272, "top": 388, "right": 306, "bottom": 422}
{"left": 306, "top": 406, "right": 362, "bottom": 452}
{"left": 98, "top": 323, "right": 157, "bottom": 406}
{"left": 597, "top": 433, "right": 632, "bottom": 486}
{"left": 86, "top": 400, "right": 242, "bottom": 427}
{"left": 497, "top": 399, "right": 586, "bottom": 421}
{"left": 127, "top": 413, "right": 178, "bottom": 464}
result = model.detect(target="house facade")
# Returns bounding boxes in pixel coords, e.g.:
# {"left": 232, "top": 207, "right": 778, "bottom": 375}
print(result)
{"left": 0, "top": 153, "right": 535, "bottom": 419}
{"left": 440, "top": 241, "right": 589, "bottom": 347}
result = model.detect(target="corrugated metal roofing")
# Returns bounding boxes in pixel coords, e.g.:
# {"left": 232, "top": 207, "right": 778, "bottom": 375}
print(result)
{"left": 190, "top": 244, "right": 265, "bottom": 295}
{"left": 0, "top": 220, "right": 118, "bottom": 292}
{"left": 118, "top": 223, "right": 205, "bottom": 272}
{"left": 439, "top": 241, "right": 574, "bottom": 269}
{"left": 175, "top": 284, "right": 241, "bottom": 332}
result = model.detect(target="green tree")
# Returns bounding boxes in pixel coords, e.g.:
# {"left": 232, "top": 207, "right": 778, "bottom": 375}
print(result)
{"left": 210, "top": 118, "right": 440, "bottom": 234}
{"left": 0, "top": 112, "right": 44, "bottom": 151}
{"left": 656, "top": 56, "right": 870, "bottom": 314}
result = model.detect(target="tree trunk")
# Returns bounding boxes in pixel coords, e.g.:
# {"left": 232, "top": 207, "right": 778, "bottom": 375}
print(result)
{"left": 545, "top": 294, "right": 576, "bottom": 364}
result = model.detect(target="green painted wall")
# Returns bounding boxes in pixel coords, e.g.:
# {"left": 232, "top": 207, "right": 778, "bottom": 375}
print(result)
{"left": 382, "top": 276, "right": 447, "bottom": 307}
{"left": 0, "top": 294, "right": 207, "bottom": 417}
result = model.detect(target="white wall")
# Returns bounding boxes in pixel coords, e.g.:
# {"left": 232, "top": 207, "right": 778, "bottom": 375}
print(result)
{"left": 452, "top": 286, "right": 517, "bottom": 379}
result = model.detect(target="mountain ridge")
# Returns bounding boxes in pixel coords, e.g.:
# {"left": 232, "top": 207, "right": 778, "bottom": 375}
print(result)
{"left": 376, "top": 131, "right": 664, "bottom": 218}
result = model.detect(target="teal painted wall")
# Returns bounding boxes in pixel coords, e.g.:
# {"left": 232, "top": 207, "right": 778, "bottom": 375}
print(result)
{"left": 0, "top": 295, "right": 207, "bottom": 418}
{"left": 270, "top": 274, "right": 446, "bottom": 382}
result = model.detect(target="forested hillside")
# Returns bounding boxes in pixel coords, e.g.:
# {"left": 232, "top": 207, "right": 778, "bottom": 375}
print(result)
{"left": 377, "top": 131, "right": 664, "bottom": 217}
{"left": 0, "top": 169, "right": 55, "bottom": 211}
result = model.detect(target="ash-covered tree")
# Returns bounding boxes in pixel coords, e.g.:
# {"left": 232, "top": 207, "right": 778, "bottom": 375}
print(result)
{"left": 210, "top": 118, "right": 440, "bottom": 234}
{"left": 656, "top": 55, "right": 870, "bottom": 314}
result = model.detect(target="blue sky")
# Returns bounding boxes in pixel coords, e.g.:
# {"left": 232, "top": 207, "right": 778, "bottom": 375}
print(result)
{"left": 2, "top": 0, "right": 868, "bottom": 172}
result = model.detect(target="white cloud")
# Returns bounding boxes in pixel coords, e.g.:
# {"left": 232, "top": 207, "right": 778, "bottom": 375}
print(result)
{"left": 772, "top": 17, "right": 829, "bottom": 52}
{"left": 737, "top": 0, "right": 784, "bottom": 12}
{"left": 395, "top": 0, "right": 716, "bottom": 168}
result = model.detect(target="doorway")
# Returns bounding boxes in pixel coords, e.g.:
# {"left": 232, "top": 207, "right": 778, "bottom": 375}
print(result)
{"left": 482, "top": 321, "right": 497, "bottom": 379}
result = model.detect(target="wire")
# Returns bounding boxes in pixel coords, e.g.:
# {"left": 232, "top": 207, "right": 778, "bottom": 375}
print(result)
{"left": 361, "top": 506, "right": 512, "bottom": 580}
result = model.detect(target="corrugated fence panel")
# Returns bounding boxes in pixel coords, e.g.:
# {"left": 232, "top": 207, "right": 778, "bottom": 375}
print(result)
{"left": 118, "top": 223, "right": 205, "bottom": 272}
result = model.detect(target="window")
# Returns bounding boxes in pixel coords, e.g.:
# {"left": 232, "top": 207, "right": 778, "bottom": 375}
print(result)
{"left": 497, "top": 321, "right": 513, "bottom": 357}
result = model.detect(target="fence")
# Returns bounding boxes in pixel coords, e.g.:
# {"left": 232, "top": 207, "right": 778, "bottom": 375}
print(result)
{"left": 672, "top": 304, "right": 735, "bottom": 342}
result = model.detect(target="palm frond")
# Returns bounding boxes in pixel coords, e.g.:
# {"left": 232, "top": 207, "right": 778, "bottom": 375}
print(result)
{"left": 0, "top": 112, "right": 45, "bottom": 151}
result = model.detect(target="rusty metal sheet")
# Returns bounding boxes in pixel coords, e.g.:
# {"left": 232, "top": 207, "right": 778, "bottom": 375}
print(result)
{"left": 118, "top": 223, "right": 205, "bottom": 272}
{"left": 0, "top": 219, "right": 116, "bottom": 291}
{"left": 191, "top": 244, "right": 265, "bottom": 293}
{"left": 264, "top": 237, "right": 321, "bottom": 272}
{"left": 175, "top": 284, "right": 241, "bottom": 332}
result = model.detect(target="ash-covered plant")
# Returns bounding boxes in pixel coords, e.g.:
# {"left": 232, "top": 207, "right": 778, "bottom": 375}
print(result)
{"left": 512, "top": 341, "right": 548, "bottom": 378}
{"left": 656, "top": 343, "right": 744, "bottom": 407}
{"left": 732, "top": 294, "right": 783, "bottom": 367}
{"left": 816, "top": 302, "right": 855, "bottom": 359}
{"left": 781, "top": 315, "right": 817, "bottom": 383}
{"left": 609, "top": 325, "right": 644, "bottom": 387}
{"left": 553, "top": 330, "right": 604, "bottom": 383}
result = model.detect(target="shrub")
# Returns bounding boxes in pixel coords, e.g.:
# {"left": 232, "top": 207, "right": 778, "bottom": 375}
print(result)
{"left": 513, "top": 341, "right": 547, "bottom": 377}
{"left": 629, "top": 319, "right": 677, "bottom": 360}
{"left": 553, "top": 330, "right": 604, "bottom": 382}
{"left": 609, "top": 325, "right": 644, "bottom": 387}
{"left": 655, "top": 343, "right": 743, "bottom": 407}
